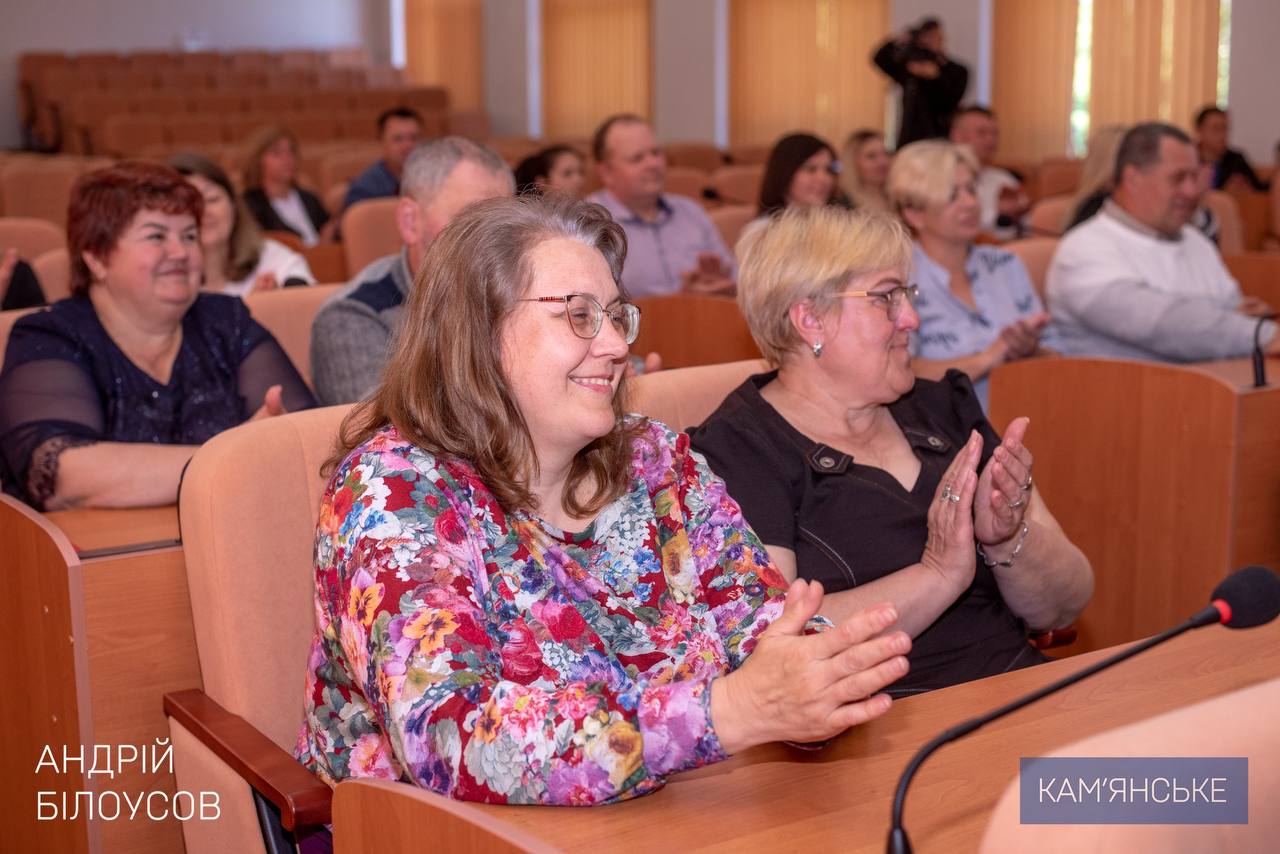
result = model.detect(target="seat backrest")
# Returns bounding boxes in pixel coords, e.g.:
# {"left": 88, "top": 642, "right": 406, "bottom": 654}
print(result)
{"left": 1028, "top": 195, "right": 1072, "bottom": 237}
{"left": 627, "top": 358, "right": 769, "bottom": 431}
{"left": 0, "top": 162, "right": 81, "bottom": 227}
{"left": 1003, "top": 237, "right": 1060, "bottom": 301}
{"left": 664, "top": 166, "right": 711, "bottom": 203}
{"left": 178, "top": 404, "right": 353, "bottom": 749}
{"left": 709, "top": 204, "right": 757, "bottom": 252}
{"left": 341, "top": 197, "right": 401, "bottom": 275}
{"left": 631, "top": 294, "right": 762, "bottom": 369}
{"left": 664, "top": 142, "right": 725, "bottom": 173}
{"left": 1223, "top": 251, "right": 1280, "bottom": 309}
{"left": 711, "top": 164, "right": 766, "bottom": 205}
{"left": 0, "top": 216, "right": 65, "bottom": 260}
{"left": 1036, "top": 158, "right": 1083, "bottom": 198}
{"left": 1203, "top": 190, "right": 1245, "bottom": 254}
{"left": 32, "top": 247, "right": 71, "bottom": 301}
{"left": 243, "top": 284, "right": 343, "bottom": 387}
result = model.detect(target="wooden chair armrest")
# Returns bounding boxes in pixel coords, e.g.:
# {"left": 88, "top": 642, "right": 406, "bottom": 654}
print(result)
{"left": 163, "top": 688, "right": 331, "bottom": 830}
{"left": 332, "top": 779, "right": 560, "bottom": 854}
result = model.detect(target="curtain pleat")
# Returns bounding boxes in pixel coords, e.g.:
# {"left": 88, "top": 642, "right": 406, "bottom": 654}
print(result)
{"left": 991, "top": 0, "right": 1078, "bottom": 159}
{"left": 404, "top": 0, "right": 485, "bottom": 111}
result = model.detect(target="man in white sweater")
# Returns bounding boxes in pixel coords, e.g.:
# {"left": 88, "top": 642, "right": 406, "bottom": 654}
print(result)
{"left": 1047, "top": 122, "right": 1278, "bottom": 362}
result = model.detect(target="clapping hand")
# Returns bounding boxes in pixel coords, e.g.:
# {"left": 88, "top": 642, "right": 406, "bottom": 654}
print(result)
{"left": 975, "top": 416, "right": 1033, "bottom": 547}
{"left": 921, "top": 430, "right": 980, "bottom": 593}
{"left": 711, "top": 580, "right": 910, "bottom": 752}
{"left": 998, "top": 313, "right": 1049, "bottom": 360}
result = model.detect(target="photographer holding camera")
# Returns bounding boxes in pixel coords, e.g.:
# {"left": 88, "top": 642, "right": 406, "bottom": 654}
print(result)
{"left": 873, "top": 17, "right": 969, "bottom": 148}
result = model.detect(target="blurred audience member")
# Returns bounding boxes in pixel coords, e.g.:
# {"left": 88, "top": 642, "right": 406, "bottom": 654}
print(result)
{"left": 1048, "top": 123, "right": 1278, "bottom": 362}
{"left": 890, "top": 141, "right": 1061, "bottom": 410}
{"left": 873, "top": 17, "right": 968, "bottom": 147}
{"left": 1064, "top": 124, "right": 1128, "bottom": 231}
{"left": 757, "top": 133, "right": 843, "bottom": 217}
{"left": 0, "top": 249, "right": 46, "bottom": 310}
{"left": 241, "top": 126, "right": 333, "bottom": 247}
{"left": 840, "top": 129, "right": 893, "bottom": 214}
{"left": 586, "top": 114, "right": 735, "bottom": 298}
{"left": 514, "top": 145, "right": 587, "bottom": 197}
{"left": 311, "top": 137, "right": 514, "bottom": 405}
{"left": 0, "top": 162, "right": 314, "bottom": 511}
{"left": 343, "top": 107, "right": 426, "bottom": 211}
{"left": 170, "top": 154, "right": 314, "bottom": 296}
{"left": 1195, "top": 106, "right": 1269, "bottom": 192}
{"left": 949, "top": 106, "right": 1028, "bottom": 240}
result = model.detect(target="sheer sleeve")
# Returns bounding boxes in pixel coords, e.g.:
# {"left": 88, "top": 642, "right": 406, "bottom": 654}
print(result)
{"left": 0, "top": 354, "right": 104, "bottom": 508}
{"left": 235, "top": 337, "right": 316, "bottom": 419}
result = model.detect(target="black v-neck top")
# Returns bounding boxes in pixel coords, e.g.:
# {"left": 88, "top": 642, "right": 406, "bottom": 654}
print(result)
{"left": 689, "top": 370, "right": 1045, "bottom": 695}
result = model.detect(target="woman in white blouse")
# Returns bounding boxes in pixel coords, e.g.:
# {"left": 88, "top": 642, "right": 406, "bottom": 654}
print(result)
{"left": 169, "top": 154, "right": 315, "bottom": 297}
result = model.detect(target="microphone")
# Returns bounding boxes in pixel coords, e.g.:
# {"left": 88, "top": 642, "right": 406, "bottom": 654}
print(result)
{"left": 886, "top": 565, "right": 1280, "bottom": 854}
{"left": 1252, "top": 314, "right": 1276, "bottom": 388}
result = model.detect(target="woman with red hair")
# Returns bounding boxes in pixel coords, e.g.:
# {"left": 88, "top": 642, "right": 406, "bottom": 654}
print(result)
{"left": 0, "top": 162, "right": 315, "bottom": 510}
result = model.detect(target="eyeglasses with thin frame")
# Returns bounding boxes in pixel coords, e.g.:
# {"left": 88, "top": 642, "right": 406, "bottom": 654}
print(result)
{"left": 516, "top": 293, "right": 642, "bottom": 345}
{"left": 835, "top": 284, "right": 919, "bottom": 320}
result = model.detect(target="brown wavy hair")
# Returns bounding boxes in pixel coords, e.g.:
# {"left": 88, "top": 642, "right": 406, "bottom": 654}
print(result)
{"left": 326, "top": 194, "right": 644, "bottom": 518}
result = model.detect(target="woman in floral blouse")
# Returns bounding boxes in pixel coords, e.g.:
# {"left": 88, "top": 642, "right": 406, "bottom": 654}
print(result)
{"left": 296, "top": 194, "right": 922, "bottom": 805}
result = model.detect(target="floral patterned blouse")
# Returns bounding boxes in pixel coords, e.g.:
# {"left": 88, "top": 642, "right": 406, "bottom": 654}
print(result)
{"left": 296, "top": 419, "right": 799, "bottom": 805}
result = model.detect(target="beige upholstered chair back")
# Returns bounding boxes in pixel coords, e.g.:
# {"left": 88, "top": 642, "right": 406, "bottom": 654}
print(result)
{"left": 630, "top": 294, "right": 762, "bottom": 370}
{"left": 627, "top": 359, "right": 769, "bottom": 432}
{"left": 711, "top": 164, "right": 766, "bottom": 206}
{"left": 1004, "top": 237, "right": 1060, "bottom": 301}
{"left": 1202, "top": 190, "right": 1245, "bottom": 254}
{"left": 0, "top": 216, "right": 64, "bottom": 260}
{"left": 1028, "top": 195, "right": 1072, "bottom": 237}
{"left": 664, "top": 166, "right": 711, "bottom": 202}
{"left": 32, "top": 246, "right": 70, "bottom": 301}
{"left": 341, "top": 197, "right": 401, "bottom": 276}
{"left": 178, "top": 404, "right": 352, "bottom": 749}
{"left": 243, "top": 284, "right": 343, "bottom": 387}
{"left": 710, "top": 204, "right": 757, "bottom": 251}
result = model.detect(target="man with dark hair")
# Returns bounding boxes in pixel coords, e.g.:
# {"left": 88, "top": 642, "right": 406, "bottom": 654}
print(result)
{"left": 873, "top": 17, "right": 969, "bottom": 147}
{"left": 1047, "top": 122, "right": 1278, "bottom": 362}
{"left": 1194, "top": 105, "right": 1269, "bottom": 192}
{"left": 949, "top": 104, "right": 1028, "bottom": 238}
{"left": 342, "top": 107, "right": 427, "bottom": 211}
{"left": 585, "top": 114, "right": 734, "bottom": 297}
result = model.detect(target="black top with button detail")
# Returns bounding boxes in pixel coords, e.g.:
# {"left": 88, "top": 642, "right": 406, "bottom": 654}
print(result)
{"left": 689, "top": 369, "right": 1045, "bottom": 695}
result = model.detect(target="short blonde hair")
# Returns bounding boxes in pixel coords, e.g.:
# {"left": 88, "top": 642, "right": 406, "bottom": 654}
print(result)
{"left": 735, "top": 205, "right": 913, "bottom": 365}
{"left": 887, "top": 140, "right": 979, "bottom": 213}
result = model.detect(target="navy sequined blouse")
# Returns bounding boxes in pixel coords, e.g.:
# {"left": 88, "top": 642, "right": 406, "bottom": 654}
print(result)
{"left": 0, "top": 293, "right": 316, "bottom": 509}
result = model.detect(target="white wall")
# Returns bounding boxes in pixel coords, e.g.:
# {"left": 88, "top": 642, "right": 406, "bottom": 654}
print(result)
{"left": 890, "top": 0, "right": 988, "bottom": 104}
{"left": 1227, "top": 0, "right": 1280, "bottom": 164}
{"left": 652, "top": 0, "right": 722, "bottom": 145}
{"left": 483, "top": 0, "right": 536, "bottom": 137}
{"left": 2, "top": 0, "right": 373, "bottom": 148}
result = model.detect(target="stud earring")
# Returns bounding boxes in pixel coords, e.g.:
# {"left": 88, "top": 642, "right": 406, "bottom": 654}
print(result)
{"left": 812, "top": 340, "right": 824, "bottom": 358}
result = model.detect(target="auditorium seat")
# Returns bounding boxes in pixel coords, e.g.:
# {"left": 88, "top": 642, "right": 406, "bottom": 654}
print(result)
{"left": 1027, "top": 195, "right": 1072, "bottom": 237}
{"left": 1203, "top": 190, "right": 1245, "bottom": 254}
{"left": 341, "top": 198, "right": 400, "bottom": 275}
{"left": 446, "top": 111, "right": 491, "bottom": 141}
{"left": 167, "top": 115, "right": 226, "bottom": 148}
{"left": 1228, "top": 190, "right": 1272, "bottom": 251}
{"left": 244, "top": 284, "right": 343, "bottom": 387}
{"left": 401, "top": 86, "right": 450, "bottom": 113}
{"left": 628, "top": 358, "right": 768, "bottom": 431}
{"left": 165, "top": 405, "right": 350, "bottom": 853}
{"left": 132, "top": 91, "right": 187, "bottom": 116}
{"left": 250, "top": 92, "right": 301, "bottom": 114}
{"left": 709, "top": 204, "right": 757, "bottom": 251}
{"left": 664, "top": 142, "right": 725, "bottom": 173}
{"left": 631, "top": 294, "right": 762, "bottom": 369}
{"left": 726, "top": 144, "right": 771, "bottom": 166}
{"left": 0, "top": 217, "right": 65, "bottom": 261}
{"left": 1036, "top": 158, "right": 1083, "bottom": 198}
{"left": 711, "top": 164, "right": 765, "bottom": 206}
{"left": 300, "top": 89, "right": 357, "bottom": 114}
{"left": 0, "top": 159, "right": 83, "bottom": 227}
{"left": 323, "top": 181, "right": 350, "bottom": 217}
{"left": 188, "top": 92, "right": 247, "bottom": 115}
{"left": 980, "top": 676, "right": 1280, "bottom": 853}
{"left": 66, "top": 92, "right": 131, "bottom": 154}
{"left": 665, "top": 166, "right": 711, "bottom": 202}
{"left": 488, "top": 137, "right": 542, "bottom": 167}
{"left": 1224, "top": 252, "right": 1280, "bottom": 309}
{"left": 1004, "top": 237, "right": 1060, "bottom": 300}
{"left": 302, "top": 244, "right": 348, "bottom": 284}
{"left": 100, "top": 113, "right": 166, "bottom": 157}
{"left": 32, "top": 247, "right": 71, "bottom": 302}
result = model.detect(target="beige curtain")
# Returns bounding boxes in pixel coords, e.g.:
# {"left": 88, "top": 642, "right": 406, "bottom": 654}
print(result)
{"left": 991, "top": 0, "right": 1078, "bottom": 160}
{"left": 404, "top": 0, "right": 484, "bottom": 111}
{"left": 542, "top": 0, "right": 652, "bottom": 142}
{"left": 729, "top": 0, "right": 889, "bottom": 148}
{"left": 1090, "top": 0, "right": 1220, "bottom": 131}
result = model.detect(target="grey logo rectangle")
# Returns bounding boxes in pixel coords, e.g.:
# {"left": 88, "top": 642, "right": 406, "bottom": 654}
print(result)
{"left": 1019, "top": 757, "right": 1248, "bottom": 824}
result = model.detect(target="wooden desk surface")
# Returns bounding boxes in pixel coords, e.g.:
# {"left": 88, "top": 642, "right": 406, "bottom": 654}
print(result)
{"left": 1190, "top": 355, "right": 1280, "bottom": 390}
{"left": 485, "top": 621, "right": 1280, "bottom": 853}
{"left": 43, "top": 504, "right": 180, "bottom": 555}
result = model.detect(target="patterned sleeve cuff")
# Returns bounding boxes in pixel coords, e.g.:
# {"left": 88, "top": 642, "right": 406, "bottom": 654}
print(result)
{"left": 639, "top": 678, "right": 728, "bottom": 773}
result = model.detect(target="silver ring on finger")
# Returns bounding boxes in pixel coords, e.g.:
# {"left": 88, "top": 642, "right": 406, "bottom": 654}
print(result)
{"left": 1008, "top": 496, "right": 1026, "bottom": 510}
{"left": 940, "top": 484, "right": 953, "bottom": 502}
{"left": 1020, "top": 475, "right": 1033, "bottom": 493}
